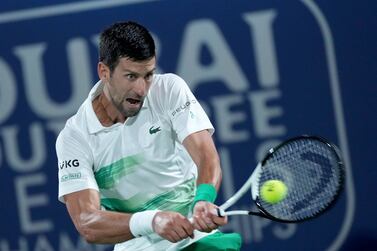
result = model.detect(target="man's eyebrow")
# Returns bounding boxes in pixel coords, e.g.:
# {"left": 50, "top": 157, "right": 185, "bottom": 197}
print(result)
{"left": 121, "top": 69, "right": 136, "bottom": 74}
{"left": 121, "top": 68, "right": 156, "bottom": 75}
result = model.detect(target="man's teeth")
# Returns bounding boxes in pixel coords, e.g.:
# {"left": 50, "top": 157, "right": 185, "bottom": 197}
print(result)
{"left": 127, "top": 98, "right": 140, "bottom": 104}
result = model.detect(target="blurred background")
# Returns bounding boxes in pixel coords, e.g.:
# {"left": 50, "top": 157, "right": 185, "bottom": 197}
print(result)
{"left": 0, "top": 0, "right": 376, "bottom": 250}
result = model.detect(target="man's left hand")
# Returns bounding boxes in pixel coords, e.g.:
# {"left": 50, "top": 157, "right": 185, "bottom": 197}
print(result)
{"left": 192, "top": 201, "right": 228, "bottom": 232}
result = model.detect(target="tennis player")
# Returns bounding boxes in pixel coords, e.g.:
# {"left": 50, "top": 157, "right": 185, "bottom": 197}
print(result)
{"left": 56, "top": 21, "right": 241, "bottom": 250}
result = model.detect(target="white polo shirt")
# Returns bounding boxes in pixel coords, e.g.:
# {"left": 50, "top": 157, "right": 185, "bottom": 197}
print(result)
{"left": 56, "top": 73, "right": 214, "bottom": 250}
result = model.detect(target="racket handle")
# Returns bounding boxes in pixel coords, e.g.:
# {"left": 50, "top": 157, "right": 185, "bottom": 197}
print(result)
{"left": 217, "top": 208, "right": 226, "bottom": 217}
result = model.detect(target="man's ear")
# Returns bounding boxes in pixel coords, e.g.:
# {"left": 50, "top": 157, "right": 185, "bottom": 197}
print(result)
{"left": 98, "top": 62, "right": 110, "bottom": 82}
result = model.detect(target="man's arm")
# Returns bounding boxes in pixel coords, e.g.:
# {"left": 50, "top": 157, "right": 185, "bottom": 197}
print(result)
{"left": 183, "top": 130, "right": 221, "bottom": 188}
{"left": 64, "top": 189, "right": 133, "bottom": 244}
{"left": 183, "top": 129, "right": 228, "bottom": 232}
{"left": 64, "top": 189, "right": 194, "bottom": 244}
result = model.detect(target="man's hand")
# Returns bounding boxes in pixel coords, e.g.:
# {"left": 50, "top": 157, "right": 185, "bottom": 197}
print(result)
{"left": 192, "top": 201, "right": 228, "bottom": 232}
{"left": 152, "top": 211, "right": 194, "bottom": 243}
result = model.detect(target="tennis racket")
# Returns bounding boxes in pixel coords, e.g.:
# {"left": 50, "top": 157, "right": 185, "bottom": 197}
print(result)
{"left": 216, "top": 135, "right": 345, "bottom": 223}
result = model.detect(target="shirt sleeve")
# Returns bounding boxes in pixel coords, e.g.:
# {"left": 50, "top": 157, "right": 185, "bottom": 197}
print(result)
{"left": 166, "top": 74, "right": 214, "bottom": 143}
{"left": 56, "top": 126, "right": 99, "bottom": 203}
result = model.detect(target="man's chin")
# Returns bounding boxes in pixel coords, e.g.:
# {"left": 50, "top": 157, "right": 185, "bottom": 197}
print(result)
{"left": 117, "top": 100, "right": 143, "bottom": 118}
{"left": 122, "top": 106, "right": 142, "bottom": 118}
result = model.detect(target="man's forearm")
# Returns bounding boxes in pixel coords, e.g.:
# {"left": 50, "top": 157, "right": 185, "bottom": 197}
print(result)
{"left": 196, "top": 159, "right": 222, "bottom": 190}
{"left": 72, "top": 209, "right": 134, "bottom": 244}
{"left": 183, "top": 130, "right": 223, "bottom": 190}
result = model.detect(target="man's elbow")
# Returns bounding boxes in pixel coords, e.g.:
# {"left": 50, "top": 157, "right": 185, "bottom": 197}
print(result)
{"left": 76, "top": 222, "right": 100, "bottom": 243}
{"left": 74, "top": 213, "right": 102, "bottom": 243}
{"left": 81, "top": 231, "right": 98, "bottom": 244}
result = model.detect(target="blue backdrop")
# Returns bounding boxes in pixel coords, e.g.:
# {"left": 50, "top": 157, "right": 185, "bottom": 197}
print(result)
{"left": 0, "top": 0, "right": 376, "bottom": 250}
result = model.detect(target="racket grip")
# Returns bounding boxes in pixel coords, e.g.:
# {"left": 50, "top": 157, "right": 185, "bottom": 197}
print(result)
{"left": 217, "top": 208, "right": 225, "bottom": 217}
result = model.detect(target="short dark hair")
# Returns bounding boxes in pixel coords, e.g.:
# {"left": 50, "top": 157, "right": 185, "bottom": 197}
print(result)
{"left": 99, "top": 21, "right": 155, "bottom": 72}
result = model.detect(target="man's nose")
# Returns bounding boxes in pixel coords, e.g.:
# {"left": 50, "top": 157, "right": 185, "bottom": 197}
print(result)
{"left": 134, "top": 78, "right": 147, "bottom": 97}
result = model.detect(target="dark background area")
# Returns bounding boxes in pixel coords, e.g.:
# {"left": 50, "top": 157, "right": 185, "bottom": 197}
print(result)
{"left": 0, "top": 0, "right": 376, "bottom": 250}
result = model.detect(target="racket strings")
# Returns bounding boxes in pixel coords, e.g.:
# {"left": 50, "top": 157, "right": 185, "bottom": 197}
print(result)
{"left": 257, "top": 138, "right": 343, "bottom": 221}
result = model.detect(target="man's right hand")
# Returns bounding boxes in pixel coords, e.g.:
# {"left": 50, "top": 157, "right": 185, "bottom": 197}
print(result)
{"left": 152, "top": 211, "right": 194, "bottom": 243}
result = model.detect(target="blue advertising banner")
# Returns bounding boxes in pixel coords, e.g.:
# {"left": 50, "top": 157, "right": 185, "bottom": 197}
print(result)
{"left": 0, "top": 0, "right": 376, "bottom": 250}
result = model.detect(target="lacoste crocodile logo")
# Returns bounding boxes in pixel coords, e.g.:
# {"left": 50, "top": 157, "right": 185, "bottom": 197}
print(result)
{"left": 149, "top": 126, "right": 161, "bottom": 134}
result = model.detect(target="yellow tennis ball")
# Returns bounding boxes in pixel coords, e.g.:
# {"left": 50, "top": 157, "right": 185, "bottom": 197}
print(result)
{"left": 260, "top": 180, "right": 288, "bottom": 204}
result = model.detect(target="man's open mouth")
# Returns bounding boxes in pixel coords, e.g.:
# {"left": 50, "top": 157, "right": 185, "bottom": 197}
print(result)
{"left": 126, "top": 98, "right": 141, "bottom": 105}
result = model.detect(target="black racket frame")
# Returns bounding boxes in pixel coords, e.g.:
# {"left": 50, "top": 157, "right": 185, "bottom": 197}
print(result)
{"left": 248, "top": 135, "right": 345, "bottom": 223}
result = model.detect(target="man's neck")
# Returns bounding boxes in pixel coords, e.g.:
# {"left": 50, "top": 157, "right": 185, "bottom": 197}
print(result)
{"left": 92, "top": 92, "right": 126, "bottom": 126}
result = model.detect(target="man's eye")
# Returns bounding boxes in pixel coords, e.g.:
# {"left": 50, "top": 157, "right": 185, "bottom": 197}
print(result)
{"left": 126, "top": 74, "right": 136, "bottom": 80}
{"left": 145, "top": 73, "right": 154, "bottom": 81}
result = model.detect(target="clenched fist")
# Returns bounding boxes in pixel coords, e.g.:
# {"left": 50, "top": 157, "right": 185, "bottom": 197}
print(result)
{"left": 192, "top": 201, "right": 228, "bottom": 232}
{"left": 152, "top": 211, "right": 194, "bottom": 243}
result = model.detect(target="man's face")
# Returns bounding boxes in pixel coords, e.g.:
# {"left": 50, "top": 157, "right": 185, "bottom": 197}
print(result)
{"left": 101, "top": 57, "right": 156, "bottom": 118}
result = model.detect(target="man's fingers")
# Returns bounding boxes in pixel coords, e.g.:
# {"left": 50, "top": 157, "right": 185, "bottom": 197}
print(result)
{"left": 166, "top": 232, "right": 180, "bottom": 243}
{"left": 153, "top": 211, "right": 195, "bottom": 242}
{"left": 192, "top": 202, "right": 229, "bottom": 233}
{"left": 194, "top": 215, "right": 206, "bottom": 229}
{"left": 181, "top": 220, "right": 195, "bottom": 238}
{"left": 193, "top": 215, "right": 213, "bottom": 232}
{"left": 211, "top": 213, "right": 228, "bottom": 226}
{"left": 174, "top": 225, "right": 191, "bottom": 240}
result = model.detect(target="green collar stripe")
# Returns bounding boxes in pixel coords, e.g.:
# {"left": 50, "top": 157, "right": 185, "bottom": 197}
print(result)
{"left": 95, "top": 154, "right": 143, "bottom": 189}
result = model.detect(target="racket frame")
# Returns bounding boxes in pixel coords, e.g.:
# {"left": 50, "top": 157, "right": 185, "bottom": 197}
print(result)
{"left": 218, "top": 135, "right": 345, "bottom": 223}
